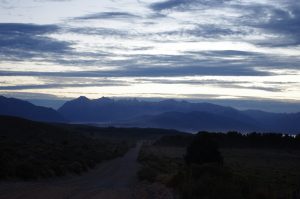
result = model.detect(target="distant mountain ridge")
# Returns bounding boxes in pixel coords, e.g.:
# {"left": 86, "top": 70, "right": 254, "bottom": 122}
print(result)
{"left": 58, "top": 96, "right": 252, "bottom": 121}
{"left": 0, "top": 96, "right": 65, "bottom": 123}
{"left": 58, "top": 96, "right": 300, "bottom": 133}
{"left": 1, "top": 95, "right": 299, "bottom": 133}
{"left": 242, "top": 110, "right": 300, "bottom": 133}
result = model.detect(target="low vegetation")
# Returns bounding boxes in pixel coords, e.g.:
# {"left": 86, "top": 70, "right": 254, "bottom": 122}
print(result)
{"left": 138, "top": 143, "right": 184, "bottom": 184}
{"left": 0, "top": 116, "right": 131, "bottom": 180}
{"left": 138, "top": 132, "right": 300, "bottom": 199}
{"left": 0, "top": 116, "right": 186, "bottom": 181}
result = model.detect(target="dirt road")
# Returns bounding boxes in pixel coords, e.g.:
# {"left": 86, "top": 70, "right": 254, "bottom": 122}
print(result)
{"left": 0, "top": 142, "right": 151, "bottom": 199}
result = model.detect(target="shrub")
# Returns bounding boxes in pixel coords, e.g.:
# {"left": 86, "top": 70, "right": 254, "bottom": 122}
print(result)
{"left": 138, "top": 165, "right": 158, "bottom": 182}
{"left": 15, "top": 162, "right": 39, "bottom": 180}
{"left": 185, "top": 133, "right": 223, "bottom": 166}
{"left": 69, "top": 161, "right": 84, "bottom": 174}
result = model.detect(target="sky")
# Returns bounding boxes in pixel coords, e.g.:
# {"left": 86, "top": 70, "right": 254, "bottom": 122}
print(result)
{"left": 0, "top": 0, "right": 300, "bottom": 112}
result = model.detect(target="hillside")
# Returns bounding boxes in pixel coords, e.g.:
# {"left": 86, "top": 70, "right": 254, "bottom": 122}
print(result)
{"left": 0, "top": 96, "right": 65, "bottom": 123}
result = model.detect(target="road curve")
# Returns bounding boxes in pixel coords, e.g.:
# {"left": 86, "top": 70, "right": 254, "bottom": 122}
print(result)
{"left": 0, "top": 142, "right": 143, "bottom": 199}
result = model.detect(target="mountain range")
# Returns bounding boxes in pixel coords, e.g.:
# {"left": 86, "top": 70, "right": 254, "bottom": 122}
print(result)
{"left": 0, "top": 96, "right": 65, "bottom": 123}
{"left": 1, "top": 95, "right": 300, "bottom": 133}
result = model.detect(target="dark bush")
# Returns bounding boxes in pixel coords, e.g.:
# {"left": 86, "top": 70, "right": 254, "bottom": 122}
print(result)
{"left": 69, "top": 161, "right": 84, "bottom": 174}
{"left": 15, "top": 162, "right": 39, "bottom": 180}
{"left": 52, "top": 165, "right": 67, "bottom": 177}
{"left": 138, "top": 165, "right": 158, "bottom": 182}
{"left": 185, "top": 133, "right": 223, "bottom": 166}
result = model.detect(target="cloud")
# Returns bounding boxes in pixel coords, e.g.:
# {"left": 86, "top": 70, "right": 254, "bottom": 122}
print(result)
{"left": 235, "top": 1, "right": 300, "bottom": 47}
{"left": 149, "top": 0, "right": 230, "bottom": 11}
{"left": 0, "top": 23, "right": 72, "bottom": 60}
{"left": 0, "top": 76, "right": 130, "bottom": 91}
{"left": 188, "top": 25, "right": 244, "bottom": 38}
{"left": 34, "top": 0, "right": 72, "bottom": 2}
{"left": 0, "top": 53, "right": 271, "bottom": 77}
{"left": 0, "top": 0, "right": 299, "bottom": 106}
{"left": 0, "top": 82, "right": 128, "bottom": 90}
{"left": 0, "top": 73, "right": 285, "bottom": 103}
{"left": 0, "top": 23, "right": 58, "bottom": 34}
{"left": 156, "top": 25, "right": 245, "bottom": 40}
{"left": 150, "top": 0, "right": 187, "bottom": 11}
{"left": 149, "top": 0, "right": 300, "bottom": 47}
{"left": 259, "top": 5, "right": 300, "bottom": 46}
{"left": 74, "top": 12, "right": 140, "bottom": 20}
{"left": 135, "top": 78, "right": 282, "bottom": 92}
{"left": 0, "top": 0, "right": 16, "bottom": 9}
{"left": 1, "top": 50, "right": 298, "bottom": 78}
{"left": 69, "top": 27, "right": 130, "bottom": 37}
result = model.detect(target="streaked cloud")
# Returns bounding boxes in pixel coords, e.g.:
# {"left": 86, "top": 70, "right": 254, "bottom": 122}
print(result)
{"left": 0, "top": 23, "right": 72, "bottom": 60}
{"left": 74, "top": 12, "right": 140, "bottom": 20}
{"left": 0, "top": 0, "right": 299, "bottom": 111}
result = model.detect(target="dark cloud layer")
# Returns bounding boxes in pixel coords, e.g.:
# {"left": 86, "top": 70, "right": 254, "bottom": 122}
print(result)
{"left": 150, "top": 0, "right": 187, "bottom": 11}
{"left": 74, "top": 12, "right": 139, "bottom": 20}
{"left": 0, "top": 82, "right": 128, "bottom": 90}
{"left": 232, "top": 1, "right": 300, "bottom": 47}
{"left": 257, "top": 5, "right": 300, "bottom": 46}
{"left": 0, "top": 23, "right": 72, "bottom": 60}
{"left": 150, "top": 0, "right": 300, "bottom": 47}
{"left": 150, "top": 0, "right": 230, "bottom": 11}
{"left": 2, "top": 49, "right": 299, "bottom": 77}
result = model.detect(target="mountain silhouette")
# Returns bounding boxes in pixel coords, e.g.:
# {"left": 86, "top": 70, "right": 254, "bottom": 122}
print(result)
{"left": 0, "top": 96, "right": 65, "bottom": 123}
{"left": 58, "top": 96, "right": 253, "bottom": 122}
{"left": 58, "top": 96, "right": 300, "bottom": 133}
{"left": 243, "top": 110, "right": 300, "bottom": 133}
{"left": 1, "top": 95, "right": 299, "bottom": 133}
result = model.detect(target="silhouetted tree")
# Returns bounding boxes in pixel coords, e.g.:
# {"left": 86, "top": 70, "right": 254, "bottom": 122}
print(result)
{"left": 185, "top": 132, "right": 223, "bottom": 166}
